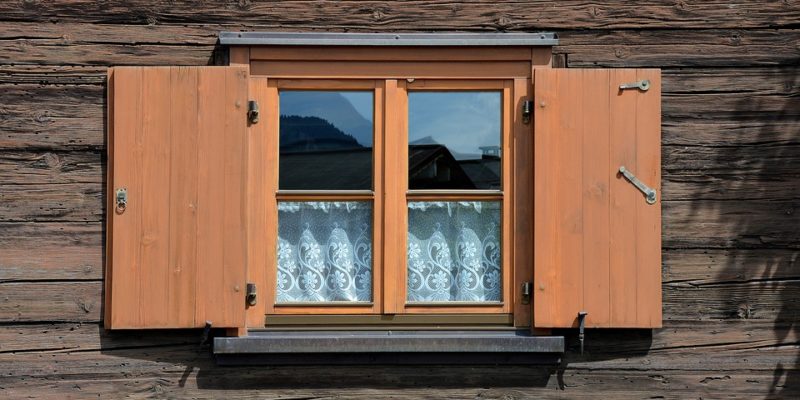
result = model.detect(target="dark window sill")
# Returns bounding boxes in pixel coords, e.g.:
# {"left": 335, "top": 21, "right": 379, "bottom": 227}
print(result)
{"left": 213, "top": 330, "right": 564, "bottom": 365}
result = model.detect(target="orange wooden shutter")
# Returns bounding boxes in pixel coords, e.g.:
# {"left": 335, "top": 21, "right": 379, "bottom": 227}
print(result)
{"left": 106, "top": 66, "right": 249, "bottom": 330}
{"left": 533, "top": 69, "right": 662, "bottom": 329}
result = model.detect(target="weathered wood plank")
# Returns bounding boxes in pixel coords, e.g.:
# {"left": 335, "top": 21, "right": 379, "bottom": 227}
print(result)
{"left": 1, "top": 25, "right": 798, "bottom": 68}
{"left": 0, "top": 323, "right": 199, "bottom": 353}
{"left": 559, "top": 29, "right": 800, "bottom": 67}
{"left": 663, "top": 200, "right": 800, "bottom": 249}
{"left": 0, "top": 281, "right": 102, "bottom": 322}
{"left": 0, "top": 84, "right": 105, "bottom": 150}
{"left": 0, "top": 65, "right": 107, "bottom": 85}
{"left": 0, "top": 370, "right": 795, "bottom": 399}
{"left": 1, "top": 1, "right": 798, "bottom": 29}
{"left": 0, "top": 222, "right": 102, "bottom": 281}
{"left": 663, "top": 280, "right": 800, "bottom": 322}
{"left": 663, "top": 120, "right": 800, "bottom": 147}
{"left": 664, "top": 249, "right": 800, "bottom": 286}
{"left": 0, "top": 151, "right": 102, "bottom": 184}
{"left": 2, "top": 319, "right": 796, "bottom": 355}
{"left": 0, "top": 42, "right": 216, "bottom": 67}
{"left": 0, "top": 184, "right": 103, "bottom": 222}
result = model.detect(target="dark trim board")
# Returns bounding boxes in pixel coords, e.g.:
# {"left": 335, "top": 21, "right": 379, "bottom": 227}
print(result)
{"left": 219, "top": 31, "right": 559, "bottom": 46}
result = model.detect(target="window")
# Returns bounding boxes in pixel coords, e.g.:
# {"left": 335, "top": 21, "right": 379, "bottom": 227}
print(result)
{"left": 105, "top": 34, "right": 662, "bottom": 335}
{"left": 262, "top": 78, "right": 515, "bottom": 317}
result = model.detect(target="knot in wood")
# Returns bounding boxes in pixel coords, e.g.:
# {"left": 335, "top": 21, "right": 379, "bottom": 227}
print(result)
{"left": 33, "top": 109, "right": 52, "bottom": 124}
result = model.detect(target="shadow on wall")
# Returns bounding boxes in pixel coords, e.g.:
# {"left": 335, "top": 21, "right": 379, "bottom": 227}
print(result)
{"left": 681, "top": 65, "right": 799, "bottom": 397}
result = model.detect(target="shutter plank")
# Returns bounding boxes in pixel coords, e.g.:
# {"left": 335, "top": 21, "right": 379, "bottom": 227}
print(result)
{"left": 582, "top": 70, "right": 611, "bottom": 327}
{"left": 609, "top": 69, "right": 639, "bottom": 327}
{"left": 534, "top": 68, "right": 662, "bottom": 329}
{"left": 196, "top": 69, "right": 228, "bottom": 326}
{"left": 167, "top": 67, "right": 199, "bottom": 327}
{"left": 635, "top": 70, "right": 663, "bottom": 327}
{"left": 139, "top": 68, "right": 172, "bottom": 327}
{"left": 222, "top": 68, "right": 248, "bottom": 327}
{"left": 109, "top": 68, "right": 143, "bottom": 328}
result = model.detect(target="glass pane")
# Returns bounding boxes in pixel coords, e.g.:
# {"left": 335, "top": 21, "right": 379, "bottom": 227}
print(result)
{"left": 406, "top": 201, "right": 501, "bottom": 302}
{"left": 279, "top": 91, "right": 373, "bottom": 190}
{"left": 277, "top": 201, "right": 372, "bottom": 303}
{"left": 408, "top": 91, "right": 502, "bottom": 190}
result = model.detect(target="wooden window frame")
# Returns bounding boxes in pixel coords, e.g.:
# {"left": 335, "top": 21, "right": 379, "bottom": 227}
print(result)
{"left": 235, "top": 46, "right": 552, "bottom": 327}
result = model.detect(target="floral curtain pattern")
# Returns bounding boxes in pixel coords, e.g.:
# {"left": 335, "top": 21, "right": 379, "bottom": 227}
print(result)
{"left": 276, "top": 201, "right": 372, "bottom": 303}
{"left": 407, "top": 201, "right": 501, "bottom": 302}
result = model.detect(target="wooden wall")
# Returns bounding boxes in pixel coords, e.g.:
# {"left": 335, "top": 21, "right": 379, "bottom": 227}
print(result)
{"left": 1, "top": 1, "right": 798, "bottom": 398}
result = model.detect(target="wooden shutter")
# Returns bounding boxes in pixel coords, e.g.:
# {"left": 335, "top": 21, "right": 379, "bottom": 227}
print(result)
{"left": 106, "top": 66, "right": 249, "bottom": 330}
{"left": 533, "top": 69, "right": 662, "bottom": 329}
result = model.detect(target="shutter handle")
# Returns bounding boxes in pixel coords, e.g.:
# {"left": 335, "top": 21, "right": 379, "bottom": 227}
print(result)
{"left": 618, "top": 166, "right": 657, "bottom": 205}
{"left": 115, "top": 187, "right": 128, "bottom": 214}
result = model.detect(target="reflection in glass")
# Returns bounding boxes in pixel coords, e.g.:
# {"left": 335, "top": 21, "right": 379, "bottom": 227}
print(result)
{"left": 277, "top": 201, "right": 372, "bottom": 303}
{"left": 406, "top": 201, "right": 501, "bottom": 302}
{"left": 408, "top": 91, "right": 502, "bottom": 190}
{"left": 279, "top": 91, "right": 373, "bottom": 190}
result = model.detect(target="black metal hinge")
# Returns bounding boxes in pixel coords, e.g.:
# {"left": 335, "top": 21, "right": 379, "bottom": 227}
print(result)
{"left": 247, "top": 100, "right": 259, "bottom": 124}
{"left": 246, "top": 283, "right": 257, "bottom": 307}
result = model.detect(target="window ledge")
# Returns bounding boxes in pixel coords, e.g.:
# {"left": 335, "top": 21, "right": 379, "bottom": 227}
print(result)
{"left": 213, "top": 330, "right": 564, "bottom": 365}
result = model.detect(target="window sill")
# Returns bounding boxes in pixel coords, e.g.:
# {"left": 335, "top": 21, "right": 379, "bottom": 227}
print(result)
{"left": 213, "top": 330, "right": 564, "bottom": 365}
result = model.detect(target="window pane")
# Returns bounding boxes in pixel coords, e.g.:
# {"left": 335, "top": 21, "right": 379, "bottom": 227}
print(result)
{"left": 408, "top": 91, "right": 501, "bottom": 190}
{"left": 407, "top": 201, "right": 501, "bottom": 302}
{"left": 280, "top": 91, "right": 373, "bottom": 190}
{"left": 277, "top": 201, "right": 372, "bottom": 303}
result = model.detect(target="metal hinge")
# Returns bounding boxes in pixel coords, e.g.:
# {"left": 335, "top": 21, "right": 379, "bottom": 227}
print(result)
{"left": 521, "top": 281, "right": 533, "bottom": 305}
{"left": 247, "top": 100, "right": 259, "bottom": 124}
{"left": 246, "top": 283, "right": 257, "bottom": 307}
{"left": 522, "top": 100, "right": 533, "bottom": 124}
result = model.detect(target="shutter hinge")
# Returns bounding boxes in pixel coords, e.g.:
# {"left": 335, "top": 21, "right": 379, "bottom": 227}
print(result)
{"left": 521, "top": 281, "right": 532, "bottom": 305}
{"left": 522, "top": 100, "right": 533, "bottom": 124}
{"left": 247, "top": 100, "right": 259, "bottom": 124}
{"left": 246, "top": 283, "right": 257, "bottom": 307}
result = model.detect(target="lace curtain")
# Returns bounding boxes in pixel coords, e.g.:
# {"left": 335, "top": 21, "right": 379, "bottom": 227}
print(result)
{"left": 276, "top": 201, "right": 372, "bottom": 303}
{"left": 407, "top": 201, "right": 502, "bottom": 302}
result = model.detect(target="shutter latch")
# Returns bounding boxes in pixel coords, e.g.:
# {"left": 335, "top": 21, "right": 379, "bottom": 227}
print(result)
{"left": 247, "top": 100, "right": 259, "bottom": 124}
{"left": 578, "top": 311, "right": 588, "bottom": 355}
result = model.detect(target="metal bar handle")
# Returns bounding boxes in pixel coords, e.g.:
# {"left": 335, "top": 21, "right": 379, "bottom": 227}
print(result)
{"left": 618, "top": 166, "right": 657, "bottom": 205}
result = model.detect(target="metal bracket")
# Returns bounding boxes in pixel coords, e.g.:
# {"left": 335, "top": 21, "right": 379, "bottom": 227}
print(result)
{"left": 619, "top": 79, "right": 650, "bottom": 91}
{"left": 522, "top": 100, "right": 533, "bottom": 124}
{"left": 247, "top": 100, "right": 259, "bottom": 124}
{"left": 521, "top": 281, "right": 532, "bottom": 305}
{"left": 114, "top": 187, "right": 127, "bottom": 214}
{"left": 619, "top": 166, "right": 658, "bottom": 205}
{"left": 200, "top": 321, "right": 212, "bottom": 346}
{"left": 246, "top": 283, "right": 257, "bottom": 307}
{"left": 577, "top": 311, "right": 587, "bottom": 355}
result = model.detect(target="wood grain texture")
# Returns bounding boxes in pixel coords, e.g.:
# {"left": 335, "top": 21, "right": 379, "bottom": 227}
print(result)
{"left": 1, "top": 1, "right": 798, "bottom": 29}
{"left": 1, "top": 1, "right": 799, "bottom": 398}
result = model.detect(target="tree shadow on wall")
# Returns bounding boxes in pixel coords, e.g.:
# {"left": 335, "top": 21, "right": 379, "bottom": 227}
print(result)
{"left": 675, "top": 65, "right": 799, "bottom": 397}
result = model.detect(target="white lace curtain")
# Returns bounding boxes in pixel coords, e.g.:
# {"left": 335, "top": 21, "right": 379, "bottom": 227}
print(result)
{"left": 407, "top": 201, "right": 502, "bottom": 302}
{"left": 276, "top": 201, "right": 372, "bottom": 303}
